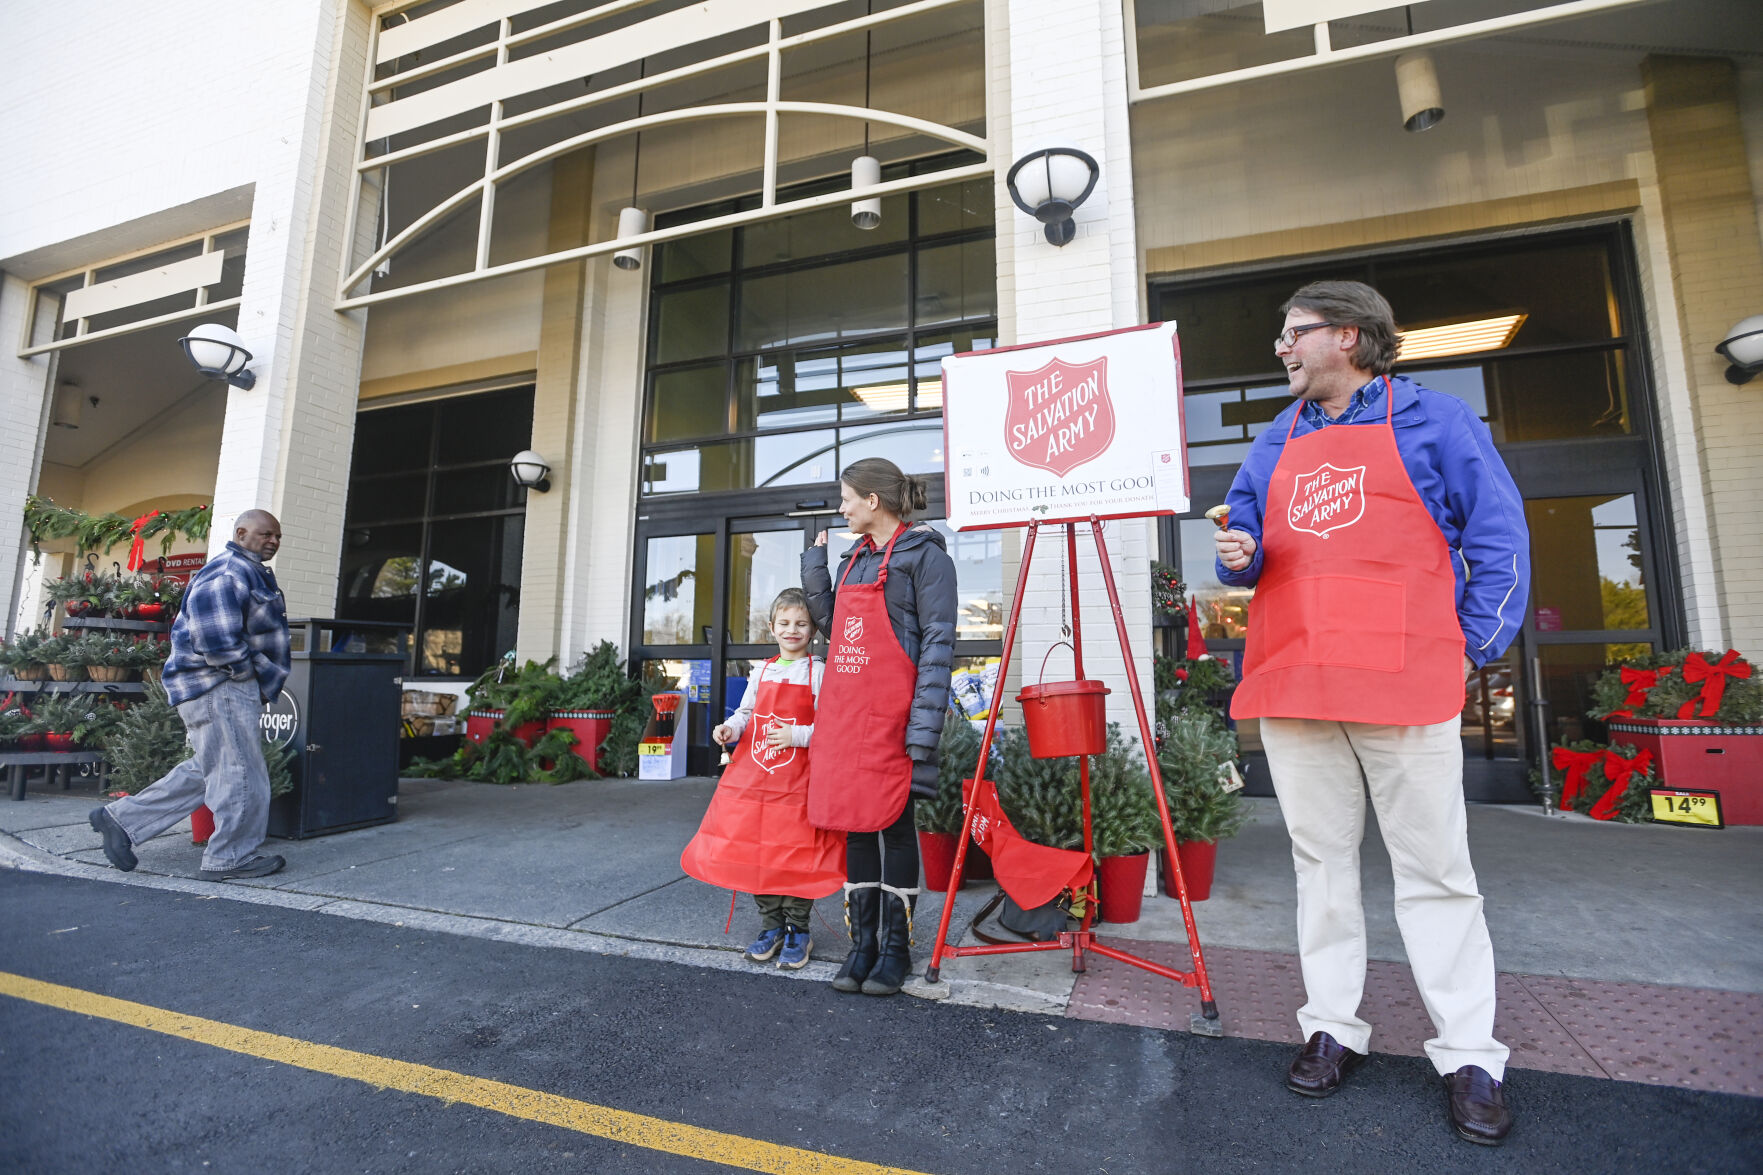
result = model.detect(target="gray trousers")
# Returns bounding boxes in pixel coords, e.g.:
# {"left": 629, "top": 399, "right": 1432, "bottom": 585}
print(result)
{"left": 107, "top": 679, "right": 270, "bottom": 871}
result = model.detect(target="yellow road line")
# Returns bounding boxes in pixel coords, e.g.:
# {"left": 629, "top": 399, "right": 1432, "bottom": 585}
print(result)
{"left": 0, "top": 970, "right": 933, "bottom": 1175}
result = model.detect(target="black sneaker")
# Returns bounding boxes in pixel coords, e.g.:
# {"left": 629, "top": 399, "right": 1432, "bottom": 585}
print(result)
{"left": 88, "top": 807, "right": 137, "bottom": 872}
{"left": 200, "top": 854, "right": 285, "bottom": 881}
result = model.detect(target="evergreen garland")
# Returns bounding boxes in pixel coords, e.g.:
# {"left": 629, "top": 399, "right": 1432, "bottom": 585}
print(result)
{"left": 24, "top": 496, "right": 211, "bottom": 559}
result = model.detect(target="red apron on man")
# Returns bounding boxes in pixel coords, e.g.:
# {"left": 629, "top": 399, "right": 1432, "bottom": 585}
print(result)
{"left": 807, "top": 525, "right": 918, "bottom": 832}
{"left": 1232, "top": 376, "right": 1466, "bottom": 724}
{"left": 681, "top": 658, "right": 844, "bottom": 898}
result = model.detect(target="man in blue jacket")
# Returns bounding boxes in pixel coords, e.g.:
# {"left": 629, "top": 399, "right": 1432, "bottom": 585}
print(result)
{"left": 1214, "top": 282, "right": 1528, "bottom": 1145}
{"left": 90, "top": 510, "right": 292, "bottom": 881}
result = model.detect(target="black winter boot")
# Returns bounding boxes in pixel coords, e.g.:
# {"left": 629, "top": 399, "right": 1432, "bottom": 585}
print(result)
{"left": 861, "top": 885, "right": 917, "bottom": 996}
{"left": 831, "top": 883, "right": 880, "bottom": 994}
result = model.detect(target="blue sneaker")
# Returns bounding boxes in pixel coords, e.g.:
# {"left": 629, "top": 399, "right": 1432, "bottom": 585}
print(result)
{"left": 777, "top": 926, "right": 812, "bottom": 970}
{"left": 744, "top": 927, "right": 786, "bottom": 963}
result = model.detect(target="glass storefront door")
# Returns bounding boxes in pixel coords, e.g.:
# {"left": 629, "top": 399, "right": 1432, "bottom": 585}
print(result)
{"left": 1152, "top": 225, "right": 1679, "bottom": 801}
{"left": 632, "top": 483, "right": 1006, "bottom": 775}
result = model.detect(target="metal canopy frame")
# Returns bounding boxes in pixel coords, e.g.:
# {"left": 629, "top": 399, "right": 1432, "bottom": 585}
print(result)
{"left": 1123, "top": 0, "right": 1666, "bottom": 104}
{"left": 341, "top": 0, "right": 988, "bottom": 311}
{"left": 17, "top": 221, "right": 250, "bottom": 359}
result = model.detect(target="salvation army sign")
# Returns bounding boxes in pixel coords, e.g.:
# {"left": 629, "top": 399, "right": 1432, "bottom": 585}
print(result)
{"left": 1003, "top": 356, "right": 1116, "bottom": 477}
{"left": 942, "top": 322, "right": 1188, "bottom": 531}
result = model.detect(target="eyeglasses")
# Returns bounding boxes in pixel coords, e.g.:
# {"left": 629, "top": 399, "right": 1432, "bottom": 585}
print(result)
{"left": 1274, "top": 321, "right": 1338, "bottom": 351}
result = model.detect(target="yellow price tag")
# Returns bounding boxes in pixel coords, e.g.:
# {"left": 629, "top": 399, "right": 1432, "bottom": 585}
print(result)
{"left": 1649, "top": 789, "right": 1723, "bottom": 829}
{"left": 638, "top": 742, "right": 668, "bottom": 756}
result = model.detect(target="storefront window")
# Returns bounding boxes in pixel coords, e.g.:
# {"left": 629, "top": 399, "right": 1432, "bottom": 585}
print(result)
{"left": 926, "top": 522, "right": 1004, "bottom": 642}
{"left": 1525, "top": 494, "right": 1649, "bottom": 644}
{"left": 642, "top": 534, "right": 716, "bottom": 645}
{"left": 727, "top": 528, "right": 807, "bottom": 642}
{"left": 339, "top": 386, "right": 533, "bottom": 678}
{"left": 643, "top": 165, "right": 995, "bottom": 498}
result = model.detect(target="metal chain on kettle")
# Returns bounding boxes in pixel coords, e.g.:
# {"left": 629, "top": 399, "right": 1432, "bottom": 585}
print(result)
{"left": 1060, "top": 524, "right": 1071, "bottom": 639}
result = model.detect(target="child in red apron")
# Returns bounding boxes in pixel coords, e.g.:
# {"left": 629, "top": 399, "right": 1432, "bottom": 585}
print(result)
{"left": 680, "top": 588, "right": 844, "bottom": 969}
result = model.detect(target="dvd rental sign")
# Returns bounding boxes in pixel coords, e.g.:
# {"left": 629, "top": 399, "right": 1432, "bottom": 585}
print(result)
{"left": 941, "top": 321, "right": 1189, "bottom": 531}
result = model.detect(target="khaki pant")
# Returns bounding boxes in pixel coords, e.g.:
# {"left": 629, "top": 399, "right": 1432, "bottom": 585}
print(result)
{"left": 1262, "top": 715, "right": 1508, "bottom": 1080}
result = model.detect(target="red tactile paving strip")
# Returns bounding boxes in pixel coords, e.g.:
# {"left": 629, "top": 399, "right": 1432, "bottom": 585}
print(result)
{"left": 1066, "top": 936, "right": 1762, "bottom": 1097}
{"left": 1513, "top": 974, "right": 1763, "bottom": 1098}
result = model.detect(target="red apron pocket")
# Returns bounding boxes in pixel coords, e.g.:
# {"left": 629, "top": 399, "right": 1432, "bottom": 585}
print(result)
{"left": 1255, "top": 575, "right": 1406, "bottom": 673}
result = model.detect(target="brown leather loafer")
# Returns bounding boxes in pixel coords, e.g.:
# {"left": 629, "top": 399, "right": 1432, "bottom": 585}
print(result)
{"left": 1286, "top": 1031, "right": 1365, "bottom": 1097}
{"left": 1446, "top": 1065, "right": 1512, "bottom": 1145}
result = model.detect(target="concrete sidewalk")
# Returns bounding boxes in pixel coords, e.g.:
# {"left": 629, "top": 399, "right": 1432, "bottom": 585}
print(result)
{"left": 3, "top": 775, "right": 1759, "bottom": 1096}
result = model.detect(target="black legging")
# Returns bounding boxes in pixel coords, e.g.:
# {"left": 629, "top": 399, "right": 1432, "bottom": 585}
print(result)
{"left": 846, "top": 797, "right": 918, "bottom": 889}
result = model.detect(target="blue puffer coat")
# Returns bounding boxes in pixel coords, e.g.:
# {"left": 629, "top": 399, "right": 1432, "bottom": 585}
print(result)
{"left": 801, "top": 523, "right": 957, "bottom": 793}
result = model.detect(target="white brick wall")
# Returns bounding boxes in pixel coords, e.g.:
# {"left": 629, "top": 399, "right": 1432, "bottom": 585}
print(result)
{"left": 990, "top": 0, "right": 1158, "bottom": 743}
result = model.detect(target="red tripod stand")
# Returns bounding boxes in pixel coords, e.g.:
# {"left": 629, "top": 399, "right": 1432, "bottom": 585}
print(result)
{"left": 923, "top": 516, "right": 1221, "bottom": 1034}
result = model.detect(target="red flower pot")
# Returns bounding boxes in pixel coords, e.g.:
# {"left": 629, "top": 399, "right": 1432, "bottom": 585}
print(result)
{"left": 19, "top": 734, "right": 45, "bottom": 752}
{"left": 42, "top": 732, "right": 77, "bottom": 752}
{"left": 1608, "top": 718, "right": 1763, "bottom": 825}
{"left": 546, "top": 711, "right": 615, "bottom": 773}
{"left": 135, "top": 603, "right": 166, "bottom": 621}
{"left": 1097, "top": 853, "right": 1150, "bottom": 923}
{"left": 1163, "top": 839, "right": 1218, "bottom": 902}
{"left": 63, "top": 600, "right": 90, "bottom": 617}
{"left": 190, "top": 804, "right": 215, "bottom": 845}
{"left": 919, "top": 831, "right": 958, "bottom": 892}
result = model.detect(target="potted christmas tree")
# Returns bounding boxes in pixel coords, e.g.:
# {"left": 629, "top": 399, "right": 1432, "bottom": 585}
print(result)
{"left": 1155, "top": 709, "right": 1248, "bottom": 901}
{"left": 1087, "top": 725, "right": 1161, "bottom": 923}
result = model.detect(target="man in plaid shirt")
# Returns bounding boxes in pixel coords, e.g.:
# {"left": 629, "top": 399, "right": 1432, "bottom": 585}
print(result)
{"left": 90, "top": 510, "right": 293, "bottom": 880}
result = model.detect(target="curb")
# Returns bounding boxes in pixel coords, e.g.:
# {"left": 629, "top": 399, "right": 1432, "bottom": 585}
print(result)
{"left": 0, "top": 829, "right": 1069, "bottom": 1017}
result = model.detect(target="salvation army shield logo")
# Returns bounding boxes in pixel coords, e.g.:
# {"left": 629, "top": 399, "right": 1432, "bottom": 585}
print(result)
{"left": 1288, "top": 463, "right": 1368, "bottom": 537}
{"left": 843, "top": 615, "right": 864, "bottom": 644}
{"left": 1003, "top": 356, "right": 1116, "bottom": 478}
{"left": 749, "top": 714, "right": 798, "bottom": 773}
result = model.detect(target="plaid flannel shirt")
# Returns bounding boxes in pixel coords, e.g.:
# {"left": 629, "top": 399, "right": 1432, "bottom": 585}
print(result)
{"left": 162, "top": 542, "right": 292, "bottom": 706}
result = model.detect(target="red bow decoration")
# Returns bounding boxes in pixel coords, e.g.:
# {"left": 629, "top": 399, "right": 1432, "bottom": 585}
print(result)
{"left": 126, "top": 510, "right": 161, "bottom": 572}
{"left": 1606, "top": 664, "right": 1673, "bottom": 719}
{"left": 1675, "top": 650, "right": 1752, "bottom": 720}
{"left": 1550, "top": 746, "right": 1605, "bottom": 808}
{"left": 1587, "top": 748, "right": 1654, "bottom": 821}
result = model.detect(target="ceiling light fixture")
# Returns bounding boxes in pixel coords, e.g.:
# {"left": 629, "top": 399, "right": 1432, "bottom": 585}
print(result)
{"left": 851, "top": 6, "right": 881, "bottom": 231}
{"left": 614, "top": 60, "right": 649, "bottom": 271}
{"left": 1395, "top": 313, "right": 1526, "bottom": 363}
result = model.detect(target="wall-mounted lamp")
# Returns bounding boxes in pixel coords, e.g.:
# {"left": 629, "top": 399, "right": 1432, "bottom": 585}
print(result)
{"left": 510, "top": 450, "right": 552, "bottom": 493}
{"left": 1006, "top": 147, "right": 1099, "bottom": 247}
{"left": 1716, "top": 315, "right": 1763, "bottom": 385}
{"left": 178, "top": 323, "right": 256, "bottom": 389}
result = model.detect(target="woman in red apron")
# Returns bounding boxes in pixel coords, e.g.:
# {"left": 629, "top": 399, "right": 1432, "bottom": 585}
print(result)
{"left": 802, "top": 457, "right": 958, "bottom": 996}
{"left": 681, "top": 587, "right": 844, "bottom": 969}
